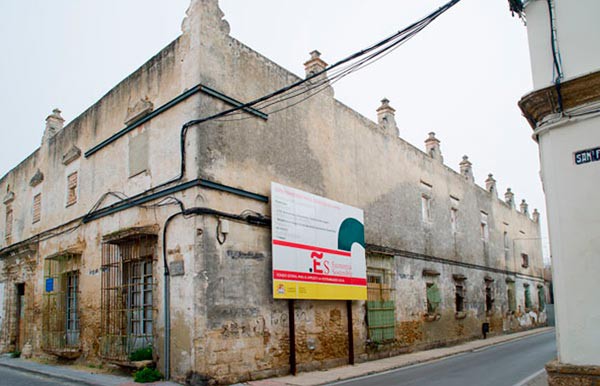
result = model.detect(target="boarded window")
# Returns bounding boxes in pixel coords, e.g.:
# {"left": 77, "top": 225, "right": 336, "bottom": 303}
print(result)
{"left": 100, "top": 235, "right": 156, "bottom": 361}
{"left": 66, "top": 172, "right": 78, "bottom": 206}
{"left": 426, "top": 282, "right": 441, "bottom": 314}
{"left": 42, "top": 253, "right": 81, "bottom": 352}
{"left": 33, "top": 194, "right": 41, "bottom": 223}
{"left": 524, "top": 285, "right": 532, "bottom": 309}
{"left": 366, "top": 269, "right": 394, "bottom": 343}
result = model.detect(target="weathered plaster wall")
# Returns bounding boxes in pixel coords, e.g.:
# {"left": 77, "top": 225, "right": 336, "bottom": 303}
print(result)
{"left": 0, "top": 1, "right": 547, "bottom": 385}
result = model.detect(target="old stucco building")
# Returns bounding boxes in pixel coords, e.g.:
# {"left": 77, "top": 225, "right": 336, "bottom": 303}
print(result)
{"left": 0, "top": 1, "right": 546, "bottom": 384}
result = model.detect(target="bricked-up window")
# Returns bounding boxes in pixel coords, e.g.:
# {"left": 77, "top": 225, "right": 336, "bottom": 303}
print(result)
{"left": 521, "top": 253, "right": 529, "bottom": 268}
{"left": 33, "top": 194, "right": 41, "bottom": 223}
{"left": 5, "top": 205, "right": 12, "bottom": 241}
{"left": 421, "top": 194, "right": 431, "bottom": 222}
{"left": 366, "top": 267, "right": 395, "bottom": 343}
{"left": 450, "top": 208, "right": 458, "bottom": 233}
{"left": 66, "top": 172, "right": 78, "bottom": 206}
{"left": 100, "top": 235, "right": 156, "bottom": 361}
{"left": 42, "top": 253, "right": 81, "bottom": 352}
{"left": 480, "top": 212, "right": 489, "bottom": 243}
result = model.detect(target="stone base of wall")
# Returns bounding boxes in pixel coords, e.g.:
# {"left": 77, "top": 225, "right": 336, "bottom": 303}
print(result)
{"left": 546, "top": 360, "right": 600, "bottom": 386}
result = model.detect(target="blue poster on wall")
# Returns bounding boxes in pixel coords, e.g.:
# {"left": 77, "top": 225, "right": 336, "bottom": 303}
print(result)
{"left": 45, "top": 278, "right": 54, "bottom": 292}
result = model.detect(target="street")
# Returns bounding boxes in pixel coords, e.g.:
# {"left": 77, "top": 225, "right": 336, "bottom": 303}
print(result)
{"left": 0, "top": 366, "right": 82, "bottom": 386}
{"left": 331, "top": 331, "right": 556, "bottom": 386}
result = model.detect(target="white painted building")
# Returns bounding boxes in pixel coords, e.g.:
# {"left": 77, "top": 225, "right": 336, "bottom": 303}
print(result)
{"left": 515, "top": 0, "right": 600, "bottom": 383}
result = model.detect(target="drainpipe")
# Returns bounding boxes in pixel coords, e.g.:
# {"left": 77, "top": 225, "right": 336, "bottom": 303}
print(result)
{"left": 162, "top": 211, "right": 183, "bottom": 381}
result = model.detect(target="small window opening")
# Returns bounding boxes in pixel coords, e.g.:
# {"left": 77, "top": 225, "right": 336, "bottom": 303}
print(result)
{"left": 521, "top": 253, "right": 529, "bottom": 268}
{"left": 455, "top": 284, "right": 465, "bottom": 312}
{"left": 485, "top": 286, "right": 494, "bottom": 313}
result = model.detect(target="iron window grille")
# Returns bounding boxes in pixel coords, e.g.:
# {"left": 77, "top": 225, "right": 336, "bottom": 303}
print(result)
{"left": 100, "top": 235, "right": 157, "bottom": 361}
{"left": 42, "top": 253, "right": 81, "bottom": 354}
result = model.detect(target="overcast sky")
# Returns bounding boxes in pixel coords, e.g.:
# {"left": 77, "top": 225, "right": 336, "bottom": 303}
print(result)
{"left": 0, "top": 0, "right": 548, "bottom": 259}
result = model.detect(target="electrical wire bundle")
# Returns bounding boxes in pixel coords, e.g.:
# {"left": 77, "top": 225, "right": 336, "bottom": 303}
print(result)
{"left": 165, "top": 0, "right": 462, "bottom": 189}
{"left": 192, "top": 0, "right": 462, "bottom": 124}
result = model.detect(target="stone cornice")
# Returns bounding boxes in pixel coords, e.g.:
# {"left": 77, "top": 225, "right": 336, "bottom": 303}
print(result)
{"left": 519, "top": 70, "right": 600, "bottom": 129}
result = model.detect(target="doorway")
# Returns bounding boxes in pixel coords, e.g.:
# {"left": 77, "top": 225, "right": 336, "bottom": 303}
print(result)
{"left": 15, "top": 283, "right": 25, "bottom": 350}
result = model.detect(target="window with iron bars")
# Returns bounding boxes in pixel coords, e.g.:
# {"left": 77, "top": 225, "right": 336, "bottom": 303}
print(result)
{"left": 100, "top": 235, "right": 156, "bottom": 361}
{"left": 42, "top": 253, "right": 81, "bottom": 354}
{"left": 366, "top": 267, "right": 395, "bottom": 343}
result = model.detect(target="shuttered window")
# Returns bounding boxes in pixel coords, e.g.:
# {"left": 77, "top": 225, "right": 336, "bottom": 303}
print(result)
{"left": 366, "top": 268, "right": 395, "bottom": 343}
{"left": 426, "top": 282, "right": 441, "bottom": 314}
{"left": 33, "top": 193, "right": 41, "bottom": 223}
{"left": 66, "top": 172, "right": 78, "bottom": 206}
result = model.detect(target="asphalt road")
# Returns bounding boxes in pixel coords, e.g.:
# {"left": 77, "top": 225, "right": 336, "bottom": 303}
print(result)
{"left": 331, "top": 331, "right": 556, "bottom": 386}
{"left": 0, "top": 365, "right": 83, "bottom": 386}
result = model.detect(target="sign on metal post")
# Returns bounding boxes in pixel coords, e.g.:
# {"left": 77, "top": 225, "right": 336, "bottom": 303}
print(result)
{"left": 271, "top": 182, "right": 367, "bottom": 300}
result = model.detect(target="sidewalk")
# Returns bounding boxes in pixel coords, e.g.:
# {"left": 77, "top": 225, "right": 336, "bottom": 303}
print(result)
{"left": 244, "top": 327, "right": 554, "bottom": 386}
{"left": 0, "top": 354, "right": 179, "bottom": 386}
{"left": 0, "top": 327, "right": 552, "bottom": 386}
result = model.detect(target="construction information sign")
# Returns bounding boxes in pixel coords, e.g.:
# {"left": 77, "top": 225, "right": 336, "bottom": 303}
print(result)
{"left": 271, "top": 182, "right": 367, "bottom": 300}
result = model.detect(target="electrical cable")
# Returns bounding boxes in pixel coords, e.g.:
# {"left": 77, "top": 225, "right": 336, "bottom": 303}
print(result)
{"left": 153, "top": 0, "right": 462, "bottom": 190}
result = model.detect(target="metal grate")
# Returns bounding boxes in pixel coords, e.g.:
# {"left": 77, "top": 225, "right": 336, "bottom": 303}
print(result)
{"left": 100, "top": 235, "right": 156, "bottom": 361}
{"left": 42, "top": 253, "right": 81, "bottom": 352}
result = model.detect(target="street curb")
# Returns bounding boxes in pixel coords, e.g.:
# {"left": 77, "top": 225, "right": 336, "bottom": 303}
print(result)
{"left": 0, "top": 360, "right": 105, "bottom": 386}
{"left": 270, "top": 327, "right": 554, "bottom": 386}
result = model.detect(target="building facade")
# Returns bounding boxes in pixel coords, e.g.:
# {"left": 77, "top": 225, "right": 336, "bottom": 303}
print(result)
{"left": 0, "top": 1, "right": 546, "bottom": 384}
{"left": 515, "top": 0, "right": 600, "bottom": 384}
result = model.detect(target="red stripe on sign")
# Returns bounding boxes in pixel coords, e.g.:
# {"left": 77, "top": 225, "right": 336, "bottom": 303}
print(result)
{"left": 274, "top": 269, "right": 367, "bottom": 286}
{"left": 273, "top": 239, "right": 351, "bottom": 257}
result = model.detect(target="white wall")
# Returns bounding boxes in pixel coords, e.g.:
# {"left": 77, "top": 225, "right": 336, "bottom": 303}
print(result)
{"left": 538, "top": 116, "right": 600, "bottom": 365}
{"left": 525, "top": 0, "right": 600, "bottom": 89}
